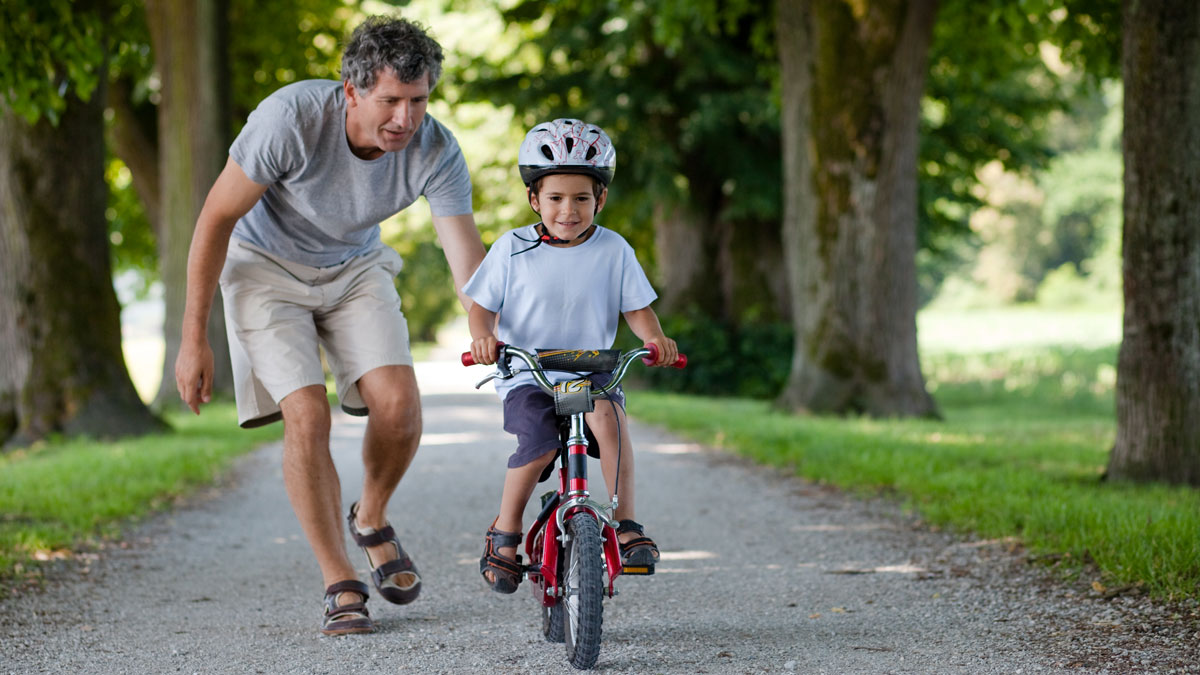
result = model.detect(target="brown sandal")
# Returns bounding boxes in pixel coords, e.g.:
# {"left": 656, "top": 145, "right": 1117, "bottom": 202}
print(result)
{"left": 320, "top": 580, "right": 372, "bottom": 636}
{"left": 347, "top": 502, "right": 421, "bottom": 605}
{"left": 479, "top": 520, "right": 523, "bottom": 594}
{"left": 617, "top": 519, "right": 660, "bottom": 567}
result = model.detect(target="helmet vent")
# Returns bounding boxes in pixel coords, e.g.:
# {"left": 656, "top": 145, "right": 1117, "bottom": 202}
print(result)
{"left": 564, "top": 137, "right": 575, "bottom": 152}
{"left": 585, "top": 146, "right": 597, "bottom": 160}
{"left": 540, "top": 145, "right": 554, "bottom": 161}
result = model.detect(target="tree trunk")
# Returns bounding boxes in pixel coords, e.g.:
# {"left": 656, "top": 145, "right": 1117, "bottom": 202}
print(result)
{"left": 654, "top": 206, "right": 789, "bottom": 323}
{"left": 1108, "top": 0, "right": 1200, "bottom": 485}
{"left": 146, "top": 0, "right": 233, "bottom": 410}
{"left": 0, "top": 85, "right": 165, "bottom": 448}
{"left": 108, "top": 76, "right": 162, "bottom": 239}
{"left": 774, "top": 0, "right": 939, "bottom": 418}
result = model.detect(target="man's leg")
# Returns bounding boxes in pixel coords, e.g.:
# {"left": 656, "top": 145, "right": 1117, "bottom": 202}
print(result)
{"left": 349, "top": 365, "right": 422, "bottom": 584}
{"left": 278, "top": 385, "right": 358, "bottom": 589}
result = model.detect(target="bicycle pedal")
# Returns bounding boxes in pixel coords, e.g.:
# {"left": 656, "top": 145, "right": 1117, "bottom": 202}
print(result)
{"left": 621, "top": 564, "right": 655, "bottom": 576}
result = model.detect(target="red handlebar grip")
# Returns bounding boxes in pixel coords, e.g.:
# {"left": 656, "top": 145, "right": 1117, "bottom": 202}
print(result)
{"left": 641, "top": 344, "right": 687, "bottom": 368}
{"left": 462, "top": 341, "right": 505, "bottom": 367}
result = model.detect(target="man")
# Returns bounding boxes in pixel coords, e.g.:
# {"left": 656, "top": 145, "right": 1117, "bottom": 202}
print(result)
{"left": 174, "top": 16, "right": 485, "bottom": 635}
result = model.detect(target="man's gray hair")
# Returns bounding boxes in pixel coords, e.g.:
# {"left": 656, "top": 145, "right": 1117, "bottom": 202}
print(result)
{"left": 342, "top": 16, "right": 444, "bottom": 92}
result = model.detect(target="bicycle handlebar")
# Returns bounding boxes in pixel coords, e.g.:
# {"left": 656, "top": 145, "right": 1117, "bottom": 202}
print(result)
{"left": 462, "top": 343, "right": 686, "bottom": 398}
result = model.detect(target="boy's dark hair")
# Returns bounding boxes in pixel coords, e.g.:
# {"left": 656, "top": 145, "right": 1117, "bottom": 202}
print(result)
{"left": 342, "top": 16, "right": 444, "bottom": 92}
{"left": 529, "top": 174, "right": 606, "bottom": 201}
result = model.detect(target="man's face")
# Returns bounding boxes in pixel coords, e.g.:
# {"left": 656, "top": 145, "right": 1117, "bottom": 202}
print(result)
{"left": 344, "top": 68, "right": 430, "bottom": 159}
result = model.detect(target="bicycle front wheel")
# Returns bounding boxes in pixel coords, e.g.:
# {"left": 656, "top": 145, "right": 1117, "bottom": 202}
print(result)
{"left": 561, "top": 513, "right": 604, "bottom": 669}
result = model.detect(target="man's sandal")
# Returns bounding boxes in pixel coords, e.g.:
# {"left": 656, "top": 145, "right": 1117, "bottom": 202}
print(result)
{"left": 347, "top": 502, "right": 421, "bottom": 605}
{"left": 321, "top": 580, "right": 372, "bottom": 636}
{"left": 616, "top": 519, "right": 660, "bottom": 567}
{"left": 479, "top": 520, "right": 523, "bottom": 594}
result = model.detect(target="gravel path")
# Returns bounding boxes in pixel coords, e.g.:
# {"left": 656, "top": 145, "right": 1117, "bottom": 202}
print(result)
{"left": 2, "top": 354, "right": 1197, "bottom": 674}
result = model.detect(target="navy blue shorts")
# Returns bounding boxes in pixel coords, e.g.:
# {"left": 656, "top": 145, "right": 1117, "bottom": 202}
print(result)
{"left": 502, "top": 372, "right": 625, "bottom": 469}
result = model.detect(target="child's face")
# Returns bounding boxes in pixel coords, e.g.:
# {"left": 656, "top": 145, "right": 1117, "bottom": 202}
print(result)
{"left": 529, "top": 173, "right": 607, "bottom": 246}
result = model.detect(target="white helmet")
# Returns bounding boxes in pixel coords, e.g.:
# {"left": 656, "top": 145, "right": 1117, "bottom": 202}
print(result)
{"left": 518, "top": 118, "right": 616, "bottom": 187}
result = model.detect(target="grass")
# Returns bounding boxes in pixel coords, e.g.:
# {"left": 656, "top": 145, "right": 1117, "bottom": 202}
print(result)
{"left": 631, "top": 308, "right": 1200, "bottom": 601}
{"left": 0, "top": 402, "right": 281, "bottom": 594}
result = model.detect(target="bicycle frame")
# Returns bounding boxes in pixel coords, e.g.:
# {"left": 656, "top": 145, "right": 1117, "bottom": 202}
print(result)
{"left": 463, "top": 342, "right": 686, "bottom": 667}
{"left": 463, "top": 344, "right": 682, "bottom": 601}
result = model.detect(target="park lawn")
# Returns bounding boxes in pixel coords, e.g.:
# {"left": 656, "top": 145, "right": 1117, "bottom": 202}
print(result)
{"left": 0, "top": 403, "right": 281, "bottom": 594}
{"left": 633, "top": 309, "right": 1200, "bottom": 601}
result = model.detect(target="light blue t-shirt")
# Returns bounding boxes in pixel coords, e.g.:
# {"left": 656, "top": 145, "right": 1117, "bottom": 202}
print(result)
{"left": 229, "top": 79, "right": 473, "bottom": 268}
{"left": 462, "top": 224, "right": 658, "bottom": 400}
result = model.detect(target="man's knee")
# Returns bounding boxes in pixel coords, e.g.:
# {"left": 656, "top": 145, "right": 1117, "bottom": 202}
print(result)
{"left": 359, "top": 367, "right": 421, "bottom": 432}
{"left": 280, "top": 386, "right": 333, "bottom": 441}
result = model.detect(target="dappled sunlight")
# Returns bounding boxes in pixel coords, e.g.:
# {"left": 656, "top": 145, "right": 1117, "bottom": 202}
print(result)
{"left": 658, "top": 549, "right": 717, "bottom": 561}
{"left": 790, "top": 523, "right": 890, "bottom": 533}
{"left": 420, "top": 431, "right": 492, "bottom": 446}
{"left": 645, "top": 442, "right": 705, "bottom": 455}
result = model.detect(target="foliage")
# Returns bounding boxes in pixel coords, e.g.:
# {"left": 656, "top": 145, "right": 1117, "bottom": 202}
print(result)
{"left": 0, "top": 402, "right": 280, "bottom": 593}
{"left": 633, "top": 308, "right": 1200, "bottom": 601}
{"left": 0, "top": 1, "right": 107, "bottom": 125}
{"left": 624, "top": 314, "right": 793, "bottom": 399}
{"left": 453, "top": 0, "right": 781, "bottom": 270}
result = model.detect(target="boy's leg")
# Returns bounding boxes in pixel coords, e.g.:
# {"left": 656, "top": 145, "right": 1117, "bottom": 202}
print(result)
{"left": 278, "top": 386, "right": 359, "bottom": 594}
{"left": 484, "top": 450, "right": 556, "bottom": 584}
{"left": 351, "top": 365, "right": 422, "bottom": 588}
{"left": 585, "top": 401, "right": 641, "bottom": 545}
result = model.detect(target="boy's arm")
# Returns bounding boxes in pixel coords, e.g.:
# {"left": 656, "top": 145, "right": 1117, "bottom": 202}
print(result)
{"left": 468, "top": 301, "right": 501, "bottom": 365}
{"left": 623, "top": 306, "right": 679, "bottom": 366}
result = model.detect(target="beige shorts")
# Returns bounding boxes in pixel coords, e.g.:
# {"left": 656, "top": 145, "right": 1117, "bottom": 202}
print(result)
{"left": 219, "top": 238, "right": 413, "bottom": 428}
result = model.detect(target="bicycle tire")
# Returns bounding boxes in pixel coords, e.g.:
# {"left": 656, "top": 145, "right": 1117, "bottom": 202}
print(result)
{"left": 562, "top": 514, "right": 604, "bottom": 669}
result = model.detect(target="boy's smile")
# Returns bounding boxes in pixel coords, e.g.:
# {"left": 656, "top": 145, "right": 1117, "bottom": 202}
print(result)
{"left": 529, "top": 174, "right": 607, "bottom": 246}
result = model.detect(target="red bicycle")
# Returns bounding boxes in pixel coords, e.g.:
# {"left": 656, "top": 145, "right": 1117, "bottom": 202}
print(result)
{"left": 462, "top": 343, "right": 685, "bottom": 669}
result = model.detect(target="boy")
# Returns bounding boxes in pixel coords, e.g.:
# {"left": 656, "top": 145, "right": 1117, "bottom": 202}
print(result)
{"left": 463, "top": 119, "right": 678, "bottom": 593}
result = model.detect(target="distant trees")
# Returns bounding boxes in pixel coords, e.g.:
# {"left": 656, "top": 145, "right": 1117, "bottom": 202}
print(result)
{"left": 0, "top": 1, "right": 163, "bottom": 447}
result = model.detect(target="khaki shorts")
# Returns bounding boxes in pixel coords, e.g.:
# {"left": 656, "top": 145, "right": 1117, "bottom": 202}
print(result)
{"left": 220, "top": 238, "right": 412, "bottom": 428}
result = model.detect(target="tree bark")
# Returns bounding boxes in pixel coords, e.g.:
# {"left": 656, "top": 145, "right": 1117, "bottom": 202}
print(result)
{"left": 1108, "top": 0, "right": 1200, "bottom": 485}
{"left": 775, "top": 0, "right": 939, "bottom": 418}
{"left": 108, "top": 76, "right": 162, "bottom": 239}
{"left": 0, "top": 85, "right": 165, "bottom": 448}
{"left": 146, "top": 0, "right": 233, "bottom": 409}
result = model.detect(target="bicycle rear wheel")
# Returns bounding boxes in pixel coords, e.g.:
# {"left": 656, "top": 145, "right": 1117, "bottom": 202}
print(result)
{"left": 562, "top": 514, "right": 604, "bottom": 669}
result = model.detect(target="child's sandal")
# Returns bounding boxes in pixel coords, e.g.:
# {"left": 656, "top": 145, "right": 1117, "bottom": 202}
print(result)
{"left": 479, "top": 521, "right": 524, "bottom": 594}
{"left": 616, "top": 519, "right": 660, "bottom": 566}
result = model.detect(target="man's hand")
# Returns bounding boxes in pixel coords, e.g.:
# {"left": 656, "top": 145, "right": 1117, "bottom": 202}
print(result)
{"left": 175, "top": 339, "right": 215, "bottom": 414}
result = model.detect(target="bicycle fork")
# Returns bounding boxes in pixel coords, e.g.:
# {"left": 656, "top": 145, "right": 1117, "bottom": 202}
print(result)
{"left": 526, "top": 411, "right": 624, "bottom": 604}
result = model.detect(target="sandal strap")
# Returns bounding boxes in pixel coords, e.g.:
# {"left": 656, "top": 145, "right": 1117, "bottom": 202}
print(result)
{"left": 616, "top": 519, "right": 644, "bottom": 536}
{"left": 325, "top": 600, "right": 369, "bottom": 618}
{"left": 324, "top": 579, "right": 370, "bottom": 599}
{"left": 486, "top": 525, "right": 523, "bottom": 549}
{"left": 371, "top": 555, "right": 416, "bottom": 586}
{"left": 619, "top": 535, "right": 657, "bottom": 553}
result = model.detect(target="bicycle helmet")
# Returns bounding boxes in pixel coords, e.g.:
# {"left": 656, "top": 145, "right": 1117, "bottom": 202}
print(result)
{"left": 518, "top": 118, "right": 616, "bottom": 187}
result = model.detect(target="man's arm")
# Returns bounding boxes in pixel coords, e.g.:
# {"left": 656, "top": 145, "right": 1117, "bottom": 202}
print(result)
{"left": 431, "top": 212, "right": 486, "bottom": 312}
{"left": 175, "top": 157, "right": 268, "bottom": 414}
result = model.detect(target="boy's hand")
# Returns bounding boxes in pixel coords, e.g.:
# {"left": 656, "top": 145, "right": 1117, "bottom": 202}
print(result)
{"left": 645, "top": 336, "right": 679, "bottom": 367}
{"left": 470, "top": 335, "right": 500, "bottom": 366}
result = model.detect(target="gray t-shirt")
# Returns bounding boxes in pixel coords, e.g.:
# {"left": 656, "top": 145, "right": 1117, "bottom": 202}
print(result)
{"left": 229, "top": 79, "right": 473, "bottom": 268}
{"left": 462, "top": 224, "right": 658, "bottom": 400}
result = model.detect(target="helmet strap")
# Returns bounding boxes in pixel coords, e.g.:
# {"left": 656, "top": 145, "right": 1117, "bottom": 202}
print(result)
{"left": 511, "top": 223, "right": 597, "bottom": 256}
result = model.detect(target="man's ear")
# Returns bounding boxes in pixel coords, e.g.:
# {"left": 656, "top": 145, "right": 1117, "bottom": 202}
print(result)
{"left": 344, "top": 80, "right": 359, "bottom": 107}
